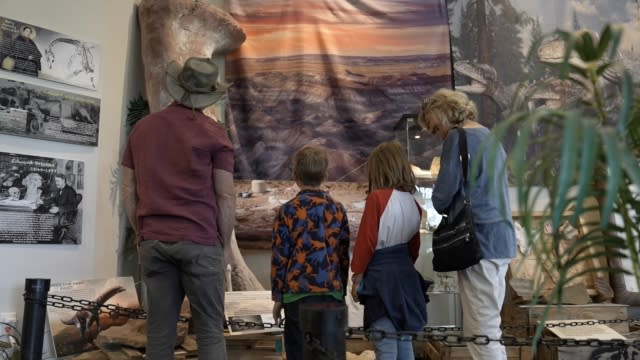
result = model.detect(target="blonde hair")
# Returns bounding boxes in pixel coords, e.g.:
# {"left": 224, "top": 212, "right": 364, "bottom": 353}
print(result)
{"left": 367, "top": 141, "right": 416, "bottom": 193}
{"left": 418, "top": 88, "right": 478, "bottom": 130}
{"left": 292, "top": 146, "right": 328, "bottom": 187}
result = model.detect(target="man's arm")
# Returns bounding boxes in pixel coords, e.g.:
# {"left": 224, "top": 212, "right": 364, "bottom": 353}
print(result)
{"left": 121, "top": 166, "right": 137, "bottom": 233}
{"left": 213, "top": 168, "right": 235, "bottom": 250}
{"left": 58, "top": 187, "right": 78, "bottom": 212}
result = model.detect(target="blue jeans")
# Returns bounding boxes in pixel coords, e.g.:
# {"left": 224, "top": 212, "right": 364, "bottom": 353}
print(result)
{"left": 369, "top": 317, "right": 414, "bottom": 360}
{"left": 140, "top": 240, "right": 226, "bottom": 360}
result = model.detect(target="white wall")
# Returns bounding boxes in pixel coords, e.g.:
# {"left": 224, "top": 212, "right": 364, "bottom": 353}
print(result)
{"left": 0, "top": 0, "right": 140, "bottom": 318}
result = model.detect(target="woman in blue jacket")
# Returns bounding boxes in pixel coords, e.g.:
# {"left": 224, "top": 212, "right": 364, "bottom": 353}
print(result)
{"left": 418, "top": 88, "right": 516, "bottom": 360}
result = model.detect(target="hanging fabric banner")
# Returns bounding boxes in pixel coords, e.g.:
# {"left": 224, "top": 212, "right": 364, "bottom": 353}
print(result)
{"left": 226, "top": 0, "right": 453, "bottom": 181}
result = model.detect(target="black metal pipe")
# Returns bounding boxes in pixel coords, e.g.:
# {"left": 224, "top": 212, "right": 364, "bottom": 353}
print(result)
{"left": 21, "top": 278, "right": 50, "bottom": 360}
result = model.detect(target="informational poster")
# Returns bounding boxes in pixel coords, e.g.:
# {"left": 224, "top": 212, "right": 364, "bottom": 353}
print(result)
{"left": 0, "top": 77, "right": 100, "bottom": 146}
{"left": 47, "top": 277, "right": 141, "bottom": 358}
{"left": 0, "top": 16, "right": 100, "bottom": 90}
{"left": 545, "top": 319, "right": 626, "bottom": 341}
{"left": 0, "top": 151, "right": 84, "bottom": 244}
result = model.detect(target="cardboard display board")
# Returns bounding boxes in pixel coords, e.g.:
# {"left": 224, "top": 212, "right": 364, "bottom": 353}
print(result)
{"left": 46, "top": 277, "right": 141, "bottom": 358}
{"left": 225, "top": 291, "right": 282, "bottom": 336}
{"left": 545, "top": 319, "right": 626, "bottom": 341}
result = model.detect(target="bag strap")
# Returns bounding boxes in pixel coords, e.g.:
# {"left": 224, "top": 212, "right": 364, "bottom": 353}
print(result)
{"left": 455, "top": 127, "right": 471, "bottom": 203}
{"left": 455, "top": 127, "right": 469, "bottom": 182}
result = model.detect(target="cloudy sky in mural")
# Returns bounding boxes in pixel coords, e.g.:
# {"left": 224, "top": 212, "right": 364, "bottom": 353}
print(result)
{"left": 228, "top": 0, "right": 449, "bottom": 58}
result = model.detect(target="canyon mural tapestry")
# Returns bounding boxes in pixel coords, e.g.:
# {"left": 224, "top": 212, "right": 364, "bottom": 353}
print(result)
{"left": 226, "top": 0, "right": 453, "bottom": 182}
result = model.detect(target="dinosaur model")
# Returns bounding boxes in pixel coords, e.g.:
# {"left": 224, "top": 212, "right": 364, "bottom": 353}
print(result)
{"left": 60, "top": 285, "right": 126, "bottom": 341}
{"left": 453, "top": 60, "right": 533, "bottom": 118}
{"left": 138, "top": 0, "right": 246, "bottom": 113}
{"left": 454, "top": 60, "right": 583, "bottom": 113}
{"left": 137, "top": 0, "right": 263, "bottom": 292}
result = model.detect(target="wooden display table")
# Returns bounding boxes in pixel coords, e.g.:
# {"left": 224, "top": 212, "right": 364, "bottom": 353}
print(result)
{"left": 226, "top": 333, "right": 374, "bottom": 360}
{"left": 501, "top": 303, "right": 629, "bottom": 338}
{"left": 422, "top": 340, "right": 533, "bottom": 360}
{"left": 535, "top": 319, "right": 628, "bottom": 360}
{"left": 226, "top": 333, "right": 283, "bottom": 360}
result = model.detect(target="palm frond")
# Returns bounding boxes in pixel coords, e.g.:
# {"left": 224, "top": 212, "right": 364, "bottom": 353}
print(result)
{"left": 481, "top": 24, "right": 640, "bottom": 344}
{"left": 126, "top": 95, "right": 149, "bottom": 131}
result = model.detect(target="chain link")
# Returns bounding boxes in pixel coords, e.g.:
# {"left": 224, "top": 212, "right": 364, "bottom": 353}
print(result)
{"left": 303, "top": 330, "right": 639, "bottom": 358}
{"left": 48, "top": 293, "right": 152, "bottom": 321}
{"left": 46, "top": 293, "right": 640, "bottom": 348}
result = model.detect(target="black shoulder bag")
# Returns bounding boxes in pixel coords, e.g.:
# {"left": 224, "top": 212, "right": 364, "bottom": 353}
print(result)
{"left": 432, "top": 127, "right": 483, "bottom": 272}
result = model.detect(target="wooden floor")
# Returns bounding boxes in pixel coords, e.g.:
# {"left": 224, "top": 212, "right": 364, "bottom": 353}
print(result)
{"left": 224, "top": 334, "right": 283, "bottom": 360}
{"left": 226, "top": 348, "right": 282, "bottom": 360}
{"left": 182, "top": 349, "right": 281, "bottom": 360}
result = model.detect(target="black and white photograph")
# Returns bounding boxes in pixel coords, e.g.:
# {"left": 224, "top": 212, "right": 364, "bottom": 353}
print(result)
{"left": 0, "top": 16, "right": 100, "bottom": 90}
{"left": 0, "top": 76, "right": 100, "bottom": 146}
{"left": 0, "top": 151, "right": 84, "bottom": 244}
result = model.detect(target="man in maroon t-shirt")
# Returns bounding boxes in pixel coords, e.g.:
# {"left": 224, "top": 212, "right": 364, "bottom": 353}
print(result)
{"left": 121, "top": 57, "right": 235, "bottom": 360}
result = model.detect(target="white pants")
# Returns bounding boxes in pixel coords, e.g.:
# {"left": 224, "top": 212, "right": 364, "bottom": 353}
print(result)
{"left": 458, "top": 258, "right": 511, "bottom": 360}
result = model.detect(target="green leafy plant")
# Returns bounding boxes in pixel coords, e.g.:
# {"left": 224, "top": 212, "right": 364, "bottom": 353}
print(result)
{"left": 126, "top": 95, "right": 149, "bottom": 131}
{"left": 482, "top": 24, "right": 640, "bottom": 342}
{"left": 115, "top": 95, "right": 150, "bottom": 295}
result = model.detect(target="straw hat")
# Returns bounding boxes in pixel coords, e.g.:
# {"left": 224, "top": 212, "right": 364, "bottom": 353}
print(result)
{"left": 165, "top": 57, "right": 230, "bottom": 109}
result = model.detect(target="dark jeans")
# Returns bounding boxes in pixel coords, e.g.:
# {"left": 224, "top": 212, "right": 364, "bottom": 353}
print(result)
{"left": 283, "top": 295, "right": 341, "bottom": 360}
{"left": 140, "top": 240, "right": 226, "bottom": 360}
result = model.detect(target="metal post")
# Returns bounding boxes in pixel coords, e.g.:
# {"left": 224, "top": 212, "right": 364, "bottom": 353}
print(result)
{"left": 300, "top": 302, "right": 346, "bottom": 360}
{"left": 21, "top": 278, "right": 50, "bottom": 360}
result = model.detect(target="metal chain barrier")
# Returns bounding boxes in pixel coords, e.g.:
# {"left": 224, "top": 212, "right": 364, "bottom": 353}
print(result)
{"left": 48, "top": 294, "right": 159, "bottom": 322}
{"left": 47, "top": 293, "right": 640, "bottom": 349}
{"left": 226, "top": 319, "right": 284, "bottom": 329}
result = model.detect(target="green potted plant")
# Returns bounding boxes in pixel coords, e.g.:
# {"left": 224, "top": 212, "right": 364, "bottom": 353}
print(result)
{"left": 483, "top": 24, "right": 640, "bottom": 342}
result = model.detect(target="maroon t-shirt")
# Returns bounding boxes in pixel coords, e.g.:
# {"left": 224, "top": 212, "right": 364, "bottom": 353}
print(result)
{"left": 121, "top": 103, "right": 233, "bottom": 245}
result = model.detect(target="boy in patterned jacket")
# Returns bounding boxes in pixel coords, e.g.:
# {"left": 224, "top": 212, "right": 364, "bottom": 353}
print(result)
{"left": 271, "top": 145, "right": 351, "bottom": 360}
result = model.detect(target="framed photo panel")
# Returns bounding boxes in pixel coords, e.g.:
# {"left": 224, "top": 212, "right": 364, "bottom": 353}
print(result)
{"left": 0, "top": 16, "right": 100, "bottom": 90}
{"left": 0, "top": 77, "right": 100, "bottom": 146}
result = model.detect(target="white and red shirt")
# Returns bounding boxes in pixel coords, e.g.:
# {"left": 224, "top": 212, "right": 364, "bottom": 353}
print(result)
{"left": 351, "top": 188, "right": 422, "bottom": 275}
